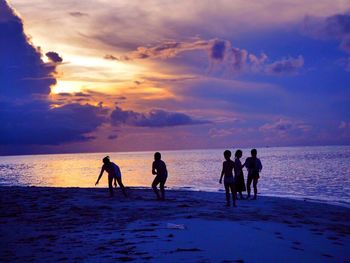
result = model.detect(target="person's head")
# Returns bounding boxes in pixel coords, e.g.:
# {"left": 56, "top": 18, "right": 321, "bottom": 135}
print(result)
{"left": 224, "top": 150, "right": 231, "bottom": 160}
{"left": 103, "top": 156, "right": 110, "bottom": 165}
{"left": 251, "top": 148, "right": 257, "bottom": 157}
{"left": 235, "top": 149, "right": 242, "bottom": 158}
{"left": 154, "top": 152, "right": 161, "bottom": 161}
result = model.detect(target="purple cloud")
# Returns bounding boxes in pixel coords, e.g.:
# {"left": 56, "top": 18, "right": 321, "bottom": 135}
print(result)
{"left": 265, "top": 56, "right": 304, "bottom": 75}
{"left": 108, "top": 134, "right": 118, "bottom": 140}
{"left": 230, "top": 47, "right": 248, "bottom": 72}
{"left": 69, "top": 11, "right": 89, "bottom": 17}
{"left": 304, "top": 13, "right": 350, "bottom": 54}
{"left": 46, "top": 51, "right": 63, "bottom": 63}
{"left": 117, "top": 37, "right": 303, "bottom": 75}
{"left": 208, "top": 39, "right": 230, "bottom": 61}
{"left": 111, "top": 107, "right": 208, "bottom": 127}
{"left": 259, "top": 118, "right": 311, "bottom": 136}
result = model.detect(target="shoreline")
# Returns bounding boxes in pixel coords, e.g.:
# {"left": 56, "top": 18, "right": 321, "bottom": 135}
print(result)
{"left": 2, "top": 185, "right": 350, "bottom": 209}
{"left": 1, "top": 186, "right": 349, "bottom": 262}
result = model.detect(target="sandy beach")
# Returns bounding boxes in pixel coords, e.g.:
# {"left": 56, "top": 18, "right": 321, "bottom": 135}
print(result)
{"left": 0, "top": 186, "right": 349, "bottom": 262}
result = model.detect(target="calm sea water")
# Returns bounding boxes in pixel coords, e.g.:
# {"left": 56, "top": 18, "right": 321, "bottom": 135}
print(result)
{"left": 1, "top": 146, "right": 350, "bottom": 205}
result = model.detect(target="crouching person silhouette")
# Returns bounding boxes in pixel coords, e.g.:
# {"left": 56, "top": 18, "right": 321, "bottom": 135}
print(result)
{"left": 95, "top": 156, "right": 127, "bottom": 197}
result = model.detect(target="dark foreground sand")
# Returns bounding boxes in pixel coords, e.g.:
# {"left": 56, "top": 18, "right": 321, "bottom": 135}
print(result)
{"left": 0, "top": 186, "right": 349, "bottom": 262}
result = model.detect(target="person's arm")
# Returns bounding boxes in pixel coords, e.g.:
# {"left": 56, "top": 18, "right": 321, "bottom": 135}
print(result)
{"left": 219, "top": 162, "right": 225, "bottom": 184}
{"left": 95, "top": 167, "right": 104, "bottom": 185}
{"left": 152, "top": 161, "right": 157, "bottom": 175}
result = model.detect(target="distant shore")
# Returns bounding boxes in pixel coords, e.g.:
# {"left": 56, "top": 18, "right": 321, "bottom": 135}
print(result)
{"left": 1, "top": 186, "right": 349, "bottom": 262}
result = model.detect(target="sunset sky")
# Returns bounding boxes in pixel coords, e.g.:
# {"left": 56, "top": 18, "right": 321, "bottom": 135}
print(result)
{"left": 1, "top": 0, "right": 350, "bottom": 155}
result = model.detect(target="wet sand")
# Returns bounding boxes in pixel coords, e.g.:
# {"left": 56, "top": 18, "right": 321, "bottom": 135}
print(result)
{"left": 0, "top": 186, "right": 349, "bottom": 262}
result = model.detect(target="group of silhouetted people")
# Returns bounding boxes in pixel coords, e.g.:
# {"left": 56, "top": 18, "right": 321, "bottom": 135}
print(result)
{"left": 220, "top": 149, "right": 262, "bottom": 207}
{"left": 95, "top": 149, "right": 262, "bottom": 207}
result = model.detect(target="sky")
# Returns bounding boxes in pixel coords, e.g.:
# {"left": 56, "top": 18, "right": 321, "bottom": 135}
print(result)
{"left": 1, "top": 0, "right": 350, "bottom": 155}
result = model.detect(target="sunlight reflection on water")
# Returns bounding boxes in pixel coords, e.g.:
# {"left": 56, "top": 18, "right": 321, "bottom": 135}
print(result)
{"left": 1, "top": 146, "right": 349, "bottom": 204}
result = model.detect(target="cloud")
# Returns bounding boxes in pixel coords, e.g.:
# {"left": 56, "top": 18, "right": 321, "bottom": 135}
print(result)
{"left": 117, "top": 37, "right": 303, "bottom": 75}
{"left": 209, "top": 128, "right": 235, "bottom": 138}
{"left": 259, "top": 118, "right": 311, "bottom": 137}
{"left": 69, "top": 11, "right": 89, "bottom": 17}
{"left": 339, "top": 121, "right": 350, "bottom": 129}
{"left": 103, "top": 54, "right": 119, "bottom": 60}
{"left": 0, "top": 1, "right": 106, "bottom": 149}
{"left": 208, "top": 39, "right": 230, "bottom": 61}
{"left": 340, "top": 35, "right": 350, "bottom": 53}
{"left": 265, "top": 55, "right": 304, "bottom": 75}
{"left": 108, "top": 134, "right": 118, "bottom": 140}
{"left": 230, "top": 47, "right": 248, "bottom": 72}
{"left": 46, "top": 51, "right": 63, "bottom": 63}
{"left": 0, "top": 0, "right": 56, "bottom": 98}
{"left": 304, "top": 13, "right": 350, "bottom": 53}
{"left": 118, "top": 39, "right": 208, "bottom": 61}
{"left": 1, "top": 102, "right": 107, "bottom": 145}
{"left": 111, "top": 107, "right": 208, "bottom": 127}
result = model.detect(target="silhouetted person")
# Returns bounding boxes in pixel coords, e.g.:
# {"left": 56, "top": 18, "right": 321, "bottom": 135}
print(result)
{"left": 219, "top": 150, "right": 236, "bottom": 207}
{"left": 234, "top": 149, "right": 246, "bottom": 199}
{"left": 244, "top": 149, "right": 262, "bottom": 200}
{"left": 152, "top": 152, "right": 168, "bottom": 200}
{"left": 95, "top": 156, "right": 127, "bottom": 197}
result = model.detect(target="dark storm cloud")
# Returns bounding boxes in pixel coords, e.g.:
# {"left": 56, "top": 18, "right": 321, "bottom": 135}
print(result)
{"left": 0, "top": 0, "right": 56, "bottom": 98}
{"left": 45, "top": 51, "right": 63, "bottom": 63}
{"left": 0, "top": 1, "right": 106, "bottom": 150}
{"left": 0, "top": 102, "right": 106, "bottom": 145}
{"left": 110, "top": 107, "right": 208, "bottom": 127}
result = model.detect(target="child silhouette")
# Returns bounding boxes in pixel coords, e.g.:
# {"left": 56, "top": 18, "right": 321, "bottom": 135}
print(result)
{"left": 219, "top": 150, "right": 236, "bottom": 207}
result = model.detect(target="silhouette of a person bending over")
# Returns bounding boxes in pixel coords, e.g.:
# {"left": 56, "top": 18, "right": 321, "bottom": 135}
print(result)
{"left": 95, "top": 156, "right": 127, "bottom": 197}
{"left": 244, "top": 149, "right": 262, "bottom": 200}
{"left": 152, "top": 152, "right": 168, "bottom": 200}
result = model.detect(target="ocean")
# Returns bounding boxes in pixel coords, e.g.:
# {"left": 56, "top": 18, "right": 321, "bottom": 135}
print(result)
{"left": 1, "top": 146, "right": 350, "bottom": 206}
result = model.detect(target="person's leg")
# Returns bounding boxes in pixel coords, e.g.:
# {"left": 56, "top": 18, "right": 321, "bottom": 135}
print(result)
{"left": 108, "top": 175, "right": 114, "bottom": 197}
{"left": 239, "top": 191, "right": 244, "bottom": 200}
{"left": 152, "top": 177, "right": 161, "bottom": 200}
{"left": 247, "top": 175, "right": 253, "bottom": 198}
{"left": 159, "top": 178, "right": 166, "bottom": 200}
{"left": 116, "top": 177, "right": 127, "bottom": 197}
{"left": 224, "top": 183, "right": 230, "bottom": 206}
{"left": 230, "top": 183, "right": 236, "bottom": 207}
{"left": 253, "top": 177, "right": 259, "bottom": 199}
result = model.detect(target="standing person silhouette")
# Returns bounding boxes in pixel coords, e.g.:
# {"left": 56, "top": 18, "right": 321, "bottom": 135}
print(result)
{"left": 152, "top": 152, "right": 168, "bottom": 200}
{"left": 219, "top": 150, "right": 237, "bottom": 207}
{"left": 244, "top": 149, "right": 262, "bottom": 200}
{"left": 95, "top": 156, "right": 127, "bottom": 197}
{"left": 234, "top": 149, "right": 246, "bottom": 200}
